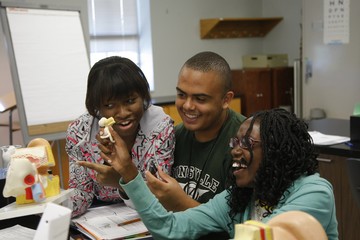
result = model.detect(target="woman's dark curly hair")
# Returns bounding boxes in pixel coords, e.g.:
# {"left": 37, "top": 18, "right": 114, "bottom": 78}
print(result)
{"left": 85, "top": 56, "right": 151, "bottom": 119}
{"left": 226, "top": 108, "right": 318, "bottom": 222}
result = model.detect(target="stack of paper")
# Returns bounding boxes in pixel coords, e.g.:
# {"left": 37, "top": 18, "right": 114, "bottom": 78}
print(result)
{"left": 308, "top": 131, "right": 350, "bottom": 145}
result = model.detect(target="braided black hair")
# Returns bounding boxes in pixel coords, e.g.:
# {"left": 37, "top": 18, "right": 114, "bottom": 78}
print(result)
{"left": 226, "top": 108, "right": 318, "bottom": 222}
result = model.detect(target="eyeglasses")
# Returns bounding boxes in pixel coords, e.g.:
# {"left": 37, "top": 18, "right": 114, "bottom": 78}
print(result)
{"left": 229, "top": 136, "right": 261, "bottom": 150}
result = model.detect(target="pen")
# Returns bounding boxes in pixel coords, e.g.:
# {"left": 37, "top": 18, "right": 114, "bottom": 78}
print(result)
{"left": 118, "top": 218, "right": 142, "bottom": 226}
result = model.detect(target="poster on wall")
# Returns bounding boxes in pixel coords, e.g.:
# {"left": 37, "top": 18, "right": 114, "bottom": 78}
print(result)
{"left": 324, "top": 0, "right": 350, "bottom": 44}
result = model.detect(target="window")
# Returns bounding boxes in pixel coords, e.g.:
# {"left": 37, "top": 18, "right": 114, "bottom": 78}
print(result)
{"left": 88, "top": 0, "right": 139, "bottom": 66}
{"left": 87, "top": 0, "right": 153, "bottom": 90}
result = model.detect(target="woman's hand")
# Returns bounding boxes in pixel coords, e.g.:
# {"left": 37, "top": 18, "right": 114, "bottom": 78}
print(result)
{"left": 146, "top": 167, "right": 200, "bottom": 211}
{"left": 96, "top": 130, "right": 114, "bottom": 154}
{"left": 99, "top": 126, "right": 138, "bottom": 183}
{"left": 77, "top": 161, "right": 121, "bottom": 188}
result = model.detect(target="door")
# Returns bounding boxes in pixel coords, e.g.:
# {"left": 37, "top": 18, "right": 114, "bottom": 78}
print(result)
{"left": 242, "top": 69, "right": 272, "bottom": 116}
{"left": 272, "top": 67, "right": 294, "bottom": 110}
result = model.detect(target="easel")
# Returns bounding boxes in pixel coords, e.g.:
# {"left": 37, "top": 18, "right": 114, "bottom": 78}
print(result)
{"left": 0, "top": 91, "right": 20, "bottom": 145}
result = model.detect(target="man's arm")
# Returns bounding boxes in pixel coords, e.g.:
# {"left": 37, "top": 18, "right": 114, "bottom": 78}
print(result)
{"left": 146, "top": 167, "right": 200, "bottom": 211}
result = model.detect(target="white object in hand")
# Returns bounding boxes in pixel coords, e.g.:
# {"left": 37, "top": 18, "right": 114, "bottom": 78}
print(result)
{"left": 98, "top": 117, "right": 116, "bottom": 143}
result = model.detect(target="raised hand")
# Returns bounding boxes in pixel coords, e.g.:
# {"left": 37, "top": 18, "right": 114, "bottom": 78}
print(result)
{"left": 146, "top": 167, "right": 200, "bottom": 211}
{"left": 100, "top": 126, "right": 138, "bottom": 183}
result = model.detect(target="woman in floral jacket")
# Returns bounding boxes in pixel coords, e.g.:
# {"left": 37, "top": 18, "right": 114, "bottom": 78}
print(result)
{"left": 66, "top": 56, "right": 175, "bottom": 217}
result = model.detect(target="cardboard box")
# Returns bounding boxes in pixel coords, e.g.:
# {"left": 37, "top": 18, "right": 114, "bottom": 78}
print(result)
{"left": 242, "top": 54, "right": 288, "bottom": 68}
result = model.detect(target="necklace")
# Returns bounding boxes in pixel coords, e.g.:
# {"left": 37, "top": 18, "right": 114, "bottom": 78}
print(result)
{"left": 186, "top": 110, "right": 229, "bottom": 199}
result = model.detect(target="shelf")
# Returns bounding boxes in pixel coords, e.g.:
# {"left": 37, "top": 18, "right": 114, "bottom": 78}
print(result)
{"left": 200, "top": 17, "right": 283, "bottom": 39}
{"left": 0, "top": 189, "right": 73, "bottom": 220}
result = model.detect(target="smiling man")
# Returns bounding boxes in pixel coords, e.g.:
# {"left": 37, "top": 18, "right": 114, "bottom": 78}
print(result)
{"left": 146, "top": 53, "right": 245, "bottom": 240}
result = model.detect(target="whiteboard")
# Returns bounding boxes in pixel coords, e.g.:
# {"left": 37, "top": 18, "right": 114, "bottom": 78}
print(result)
{"left": 1, "top": 6, "right": 90, "bottom": 143}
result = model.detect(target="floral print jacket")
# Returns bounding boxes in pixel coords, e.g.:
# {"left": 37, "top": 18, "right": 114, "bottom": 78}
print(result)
{"left": 66, "top": 105, "right": 175, "bottom": 217}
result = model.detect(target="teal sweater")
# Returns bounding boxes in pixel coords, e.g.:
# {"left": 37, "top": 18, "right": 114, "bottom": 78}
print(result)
{"left": 120, "top": 173, "right": 338, "bottom": 240}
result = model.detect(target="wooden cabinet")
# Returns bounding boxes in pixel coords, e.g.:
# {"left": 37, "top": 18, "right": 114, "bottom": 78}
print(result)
{"left": 317, "top": 154, "right": 360, "bottom": 240}
{"left": 232, "top": 69, "right": 272, "bottom": 117}
{"left": 228, "top": 97, "right": 242, "bottom": 114}
{"left": 231, "top": 67, "right": 293, "bottom": 117}
{"left": 51, "top": 139, "right": 69, "bottom": 189}
{"left": 162, "top": 104, "right": 182, "bottom": 126}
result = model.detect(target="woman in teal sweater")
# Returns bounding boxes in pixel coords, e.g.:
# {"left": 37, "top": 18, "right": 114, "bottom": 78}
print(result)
{"left": 100, "top": 108, "right": 338, "bottom": 240}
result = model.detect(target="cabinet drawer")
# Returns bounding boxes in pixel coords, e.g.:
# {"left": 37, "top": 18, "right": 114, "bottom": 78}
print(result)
{"left": 317, "top": 154, "right": 360, "bottom": 240}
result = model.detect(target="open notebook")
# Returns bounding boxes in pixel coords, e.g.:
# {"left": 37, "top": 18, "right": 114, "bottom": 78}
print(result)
{"left": 71, "top": 203, "right": 149, "bottom": 240}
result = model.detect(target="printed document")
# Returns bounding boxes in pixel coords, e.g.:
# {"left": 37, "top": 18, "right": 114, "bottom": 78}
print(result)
{"left": 309, "top": 131, "right": 350, "bottom": 145}
{"left": 71, "top": 203, "right": 148, "bottom": 240}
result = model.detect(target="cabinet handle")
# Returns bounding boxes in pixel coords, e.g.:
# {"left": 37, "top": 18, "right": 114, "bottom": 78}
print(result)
{"left": 316, "top": 157, "right": 332, "bottom": 163}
